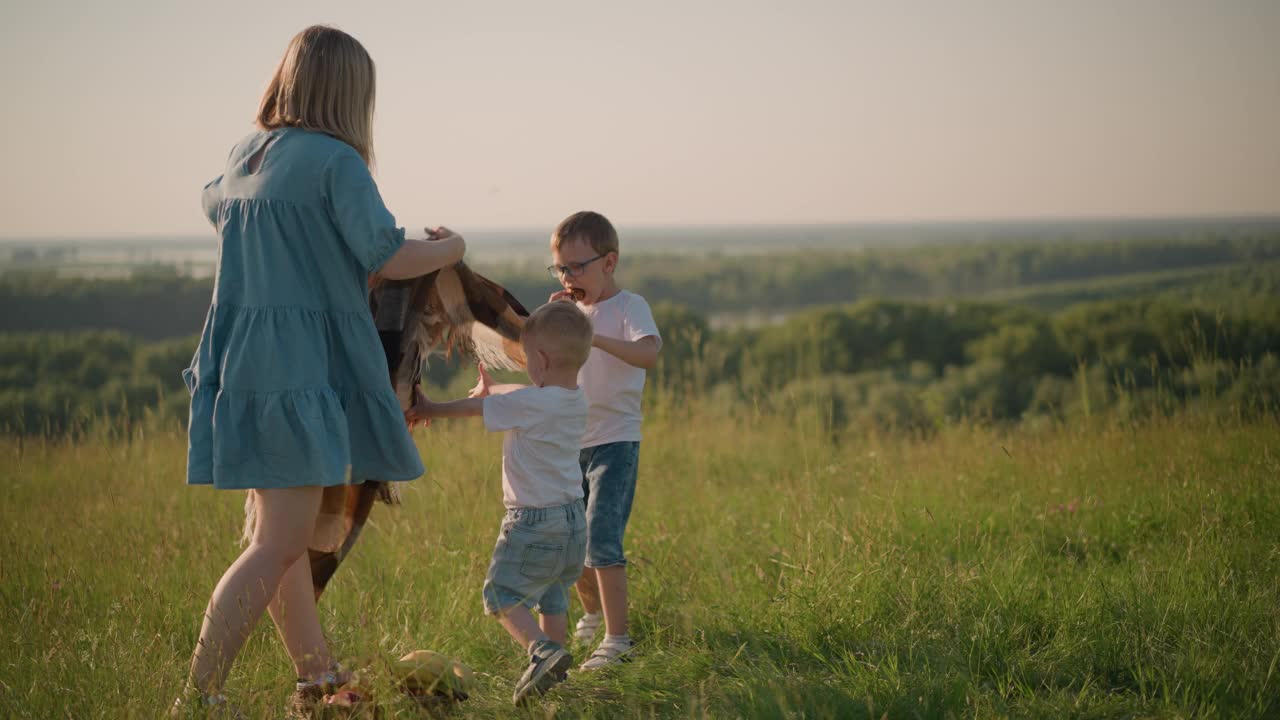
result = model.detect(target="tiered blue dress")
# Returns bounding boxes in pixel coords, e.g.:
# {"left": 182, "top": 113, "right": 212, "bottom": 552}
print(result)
{"left": 185, "top": 127, "right": 424, "bottom": 489}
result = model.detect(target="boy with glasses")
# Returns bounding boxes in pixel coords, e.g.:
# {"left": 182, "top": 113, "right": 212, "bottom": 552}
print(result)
{"left": 543, "top": 211, "right": 661, "bottom": 669}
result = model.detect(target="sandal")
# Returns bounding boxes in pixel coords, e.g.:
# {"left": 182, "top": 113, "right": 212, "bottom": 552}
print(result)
{"left": 170, "top": 691, "right": 245, "bottom": 719}
{"left": 287, "top": 665, "right": 355, "bottom": 719}
{"left": 579, "top": 637, "right": 634, "bottom": 671}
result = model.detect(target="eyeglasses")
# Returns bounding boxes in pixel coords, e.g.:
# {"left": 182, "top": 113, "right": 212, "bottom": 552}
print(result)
{"left": 546, "top": 254, "right": 605, "bottom": 280}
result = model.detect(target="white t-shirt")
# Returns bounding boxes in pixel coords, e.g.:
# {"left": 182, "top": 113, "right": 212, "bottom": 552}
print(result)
{"left": 483, "top": 385, "right": 588, "bottom": 509}
{"left": 577, "top": 290, "right": 662, "bottom": 448}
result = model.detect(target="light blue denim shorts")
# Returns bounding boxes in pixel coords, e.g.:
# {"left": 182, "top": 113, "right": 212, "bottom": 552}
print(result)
{"left": 482, "top": 500, "right": 587, "bottom": 616}
{"left": 580, "top": 441, "right": 640, "bottom": 569}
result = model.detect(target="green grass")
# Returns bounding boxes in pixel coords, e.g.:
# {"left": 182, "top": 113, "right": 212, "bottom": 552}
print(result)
{"left": 2, "top": 406, "right": 1279, "bottom": 718}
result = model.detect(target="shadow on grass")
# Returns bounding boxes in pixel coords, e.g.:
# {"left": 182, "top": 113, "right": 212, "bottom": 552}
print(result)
{"left": 525, "top": 626, "right": 969, "bottom": 719}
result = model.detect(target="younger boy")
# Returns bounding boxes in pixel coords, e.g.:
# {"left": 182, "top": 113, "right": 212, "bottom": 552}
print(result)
{"left": 546, "top": 211, "right": 661, "bottom": 669}
{"left": 409, "top": 301, "right": 594, "bottom": 705}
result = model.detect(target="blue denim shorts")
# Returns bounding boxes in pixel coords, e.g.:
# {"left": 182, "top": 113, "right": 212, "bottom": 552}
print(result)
{"left": 482, "top": 501, "right": 587, "bottom": 616}
{"left": 580, "top": 441, "right": 640, "bottom": 569}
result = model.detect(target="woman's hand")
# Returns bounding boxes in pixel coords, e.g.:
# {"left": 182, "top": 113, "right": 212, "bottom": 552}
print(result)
{"left": 377, "top": 227, "right": 466, "bottom": 280}
{"left": 426, "top": 226, "right": 461, "bottom": 243}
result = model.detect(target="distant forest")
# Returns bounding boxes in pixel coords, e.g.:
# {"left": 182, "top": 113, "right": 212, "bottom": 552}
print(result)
{"left": 3, "top": 233, "right": 1278, "bottom": 338}
{"left": 2, "top": 233, "right": 1278, "bottom": 435}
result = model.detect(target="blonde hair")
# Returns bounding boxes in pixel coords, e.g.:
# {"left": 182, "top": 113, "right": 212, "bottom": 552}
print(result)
{"left": 257, "top": 26, "right": 377, "bottom": 166}
{"left": 551, "top": 211, "right": 619, "bottom": 256}
{"left": 522, "top": 302, "right": 594, "bottom": 370}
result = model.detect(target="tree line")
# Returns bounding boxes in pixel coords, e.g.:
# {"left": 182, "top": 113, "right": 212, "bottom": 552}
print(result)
{"left": 4, "top": 234, "right": 1278, "bottom": 338}
{"left": 3, "top": 267, "right": 1277, "bottom": 435}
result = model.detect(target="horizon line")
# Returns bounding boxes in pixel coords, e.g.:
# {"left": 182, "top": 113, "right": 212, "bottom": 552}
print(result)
{"left": 4, "top": 212, "right": 1280, "bottom": 244}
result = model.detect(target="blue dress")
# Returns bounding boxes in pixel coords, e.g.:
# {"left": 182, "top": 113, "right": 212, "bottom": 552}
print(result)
{"left": 185, "top": 127, "right": 425, "bottom": 489}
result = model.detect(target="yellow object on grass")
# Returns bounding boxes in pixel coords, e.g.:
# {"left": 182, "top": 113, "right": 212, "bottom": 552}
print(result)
{"left": 393, "top": 650, "right": 474, "bottom": 699}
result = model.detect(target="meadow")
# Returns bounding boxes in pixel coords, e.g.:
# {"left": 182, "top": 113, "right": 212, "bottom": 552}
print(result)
{"left": 2, "top": 402, "right": 1278, "bottom": 718}
{"left": 2, "top": 226, "right": 1279, "bottom": 717}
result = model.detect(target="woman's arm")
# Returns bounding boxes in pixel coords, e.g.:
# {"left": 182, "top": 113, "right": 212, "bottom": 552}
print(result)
{"left": 377, "top": 227, "right": 466, "bottom": 280}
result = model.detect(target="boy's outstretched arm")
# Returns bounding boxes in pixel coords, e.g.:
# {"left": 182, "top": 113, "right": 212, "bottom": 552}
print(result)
{"left": 406, "top": 387, "right": 484, "bottom": 422}
{"left": 593, "top": 335, "right": 661, "bottom": 370}
{"left": 468, "top": 363, "right": 526, "bottom": 398}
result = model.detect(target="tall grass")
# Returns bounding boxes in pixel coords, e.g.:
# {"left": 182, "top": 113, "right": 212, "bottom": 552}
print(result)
{"left": 2, "top": 402, "right": 1278, "bottom": 718}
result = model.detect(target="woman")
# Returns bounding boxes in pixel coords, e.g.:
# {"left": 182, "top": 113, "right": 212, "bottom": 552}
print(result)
{"left": 174, "top": 25, "right": 460, "bottom": 715}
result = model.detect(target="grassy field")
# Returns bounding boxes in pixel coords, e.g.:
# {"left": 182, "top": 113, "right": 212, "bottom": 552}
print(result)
{"left": 2, "top": 405, "right": 1279, "bottom": 718}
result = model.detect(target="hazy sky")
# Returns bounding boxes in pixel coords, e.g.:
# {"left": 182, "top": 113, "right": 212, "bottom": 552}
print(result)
{"left": 1, "top": 1, "right": 1277, "bottom": 239}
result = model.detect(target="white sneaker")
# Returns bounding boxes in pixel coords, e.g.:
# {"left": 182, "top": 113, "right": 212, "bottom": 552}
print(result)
{"left": 573, "top": 613, "right": 602, "bottom": 643}
{"left": 579, "top": 637, "right": 633, "bottom": 671}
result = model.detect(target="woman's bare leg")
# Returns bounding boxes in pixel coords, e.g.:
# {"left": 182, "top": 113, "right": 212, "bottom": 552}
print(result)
{"left": 186, "top": 486, "right": 323, "bottom": 694}
{"left": 267, "top": 553, "right": 332, "bottom": 680}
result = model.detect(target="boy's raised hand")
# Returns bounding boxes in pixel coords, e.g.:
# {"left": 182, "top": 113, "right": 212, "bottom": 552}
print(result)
{"left": 549, "top": 289, "right": 575, "bottom": 303}
{"left": 468, "top": 363, "right": 495, "bottom": 398}
{"left": 404, "top": 385, "right": 433, "bottom": 429}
